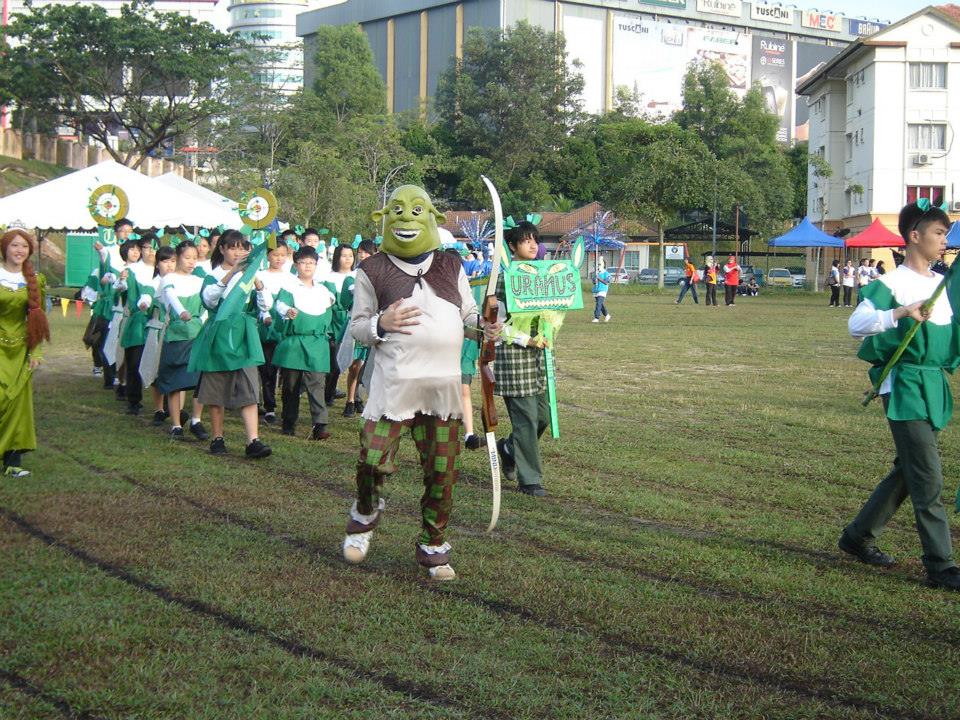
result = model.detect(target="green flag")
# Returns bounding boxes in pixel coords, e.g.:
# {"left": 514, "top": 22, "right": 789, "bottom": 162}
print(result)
{"left": 215, "top": 243, "right": 267, "bottom": 325}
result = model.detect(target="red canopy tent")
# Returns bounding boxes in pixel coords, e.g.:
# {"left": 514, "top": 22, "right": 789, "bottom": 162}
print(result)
{"left": 844, "top": 218, "right": 905, "bottom": 248}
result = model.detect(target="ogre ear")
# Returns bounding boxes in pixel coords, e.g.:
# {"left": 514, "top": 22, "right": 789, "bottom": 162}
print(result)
{"left": 430, "top": 205, "right": 446, "bottom": 225}
{"left": 371, "top": 207, "right": 387, "bottom": 224}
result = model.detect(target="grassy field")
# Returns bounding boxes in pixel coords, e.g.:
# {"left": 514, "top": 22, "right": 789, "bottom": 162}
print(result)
{"left": 3, "top": 290, "right": 960, "bottom": 719}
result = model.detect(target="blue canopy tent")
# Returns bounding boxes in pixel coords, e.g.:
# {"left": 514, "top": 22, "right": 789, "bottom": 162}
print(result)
{"left": 947, "top": 221, "right": 960, "bottom": 249}
{"left": 768, "top": 218, "right": 844, "bottom": 291}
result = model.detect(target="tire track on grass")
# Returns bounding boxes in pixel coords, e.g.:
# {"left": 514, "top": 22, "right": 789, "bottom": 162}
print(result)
{"left": 41, "top": 446, "right": 951, "bottom": 720}
{"left": 0, "top": 668, "right": 106, "bottom": 720}
{"left": 0, "top": 508, "right": 497, "bottom": 720}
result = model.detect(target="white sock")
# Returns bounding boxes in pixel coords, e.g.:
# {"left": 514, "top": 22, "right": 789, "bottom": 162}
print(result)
{"left": 191, "top": 417, "right": 201, "bottom": 426}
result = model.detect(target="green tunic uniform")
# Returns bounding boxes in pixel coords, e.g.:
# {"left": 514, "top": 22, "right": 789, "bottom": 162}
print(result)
{"left": 272, "top": 287, "right": 335, "bottom": 373}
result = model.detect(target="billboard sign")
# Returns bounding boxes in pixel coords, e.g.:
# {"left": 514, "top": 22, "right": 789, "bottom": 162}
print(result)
{"left": 641, "top": 0, "right": 687, "bottom": 7}
{"left": 752, "top": 35, "right": 792, "bottom": 143}
{"left": 848, "top": 18, "right": 887, "bottom": 36}
{"left": 696, "top": 0, "right": 741, "bottom": 17}
{"left": 801, "top": 11, "right": 843, "bottom": 32}
{"left": 751, "top": 3, "right": 793, "bottom": 25}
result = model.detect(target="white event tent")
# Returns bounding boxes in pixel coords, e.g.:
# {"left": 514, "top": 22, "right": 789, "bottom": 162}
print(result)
{"left": 0, "top": 160, "right": 242, "bottom": 231}
{"left": 153, "top": 172, "right": 239, "bottom": 215}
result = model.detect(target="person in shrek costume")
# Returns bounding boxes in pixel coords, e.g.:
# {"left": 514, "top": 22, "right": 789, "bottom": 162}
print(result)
{"left": 341, "top": 185, "right": 499, "bottom": 581}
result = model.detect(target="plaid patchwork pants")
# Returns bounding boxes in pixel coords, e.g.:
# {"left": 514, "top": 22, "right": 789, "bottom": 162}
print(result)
{"left": 354, "top": 414, "right": 462, "bottom": 546}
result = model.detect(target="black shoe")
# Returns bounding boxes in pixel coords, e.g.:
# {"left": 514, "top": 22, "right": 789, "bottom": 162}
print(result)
{"left": 838, "top": 533, "right": 895, "bottom": 567}
{"left": 518, "top": 483, "right": 547, "bottom": 497}
{"left": 311, "top": 424, "right": 331, "bottom": 441}
{"left": 280, "top": 425, "right": 295, "bottom": 436}
{"left": 496, "top": 438, "right": 518, "bottom": 482}
{"left": 245, "top": 438, "right": 272, "bottom": 459}
{"left": 116, "top": 386, "right": 127, "bottom": 401}
{"left": 127, "top": 404, "right": 142, "bottom": 416}
{"left": 152, "top": 410, "right": 167, "bottom": 426}
{"left": 927, "top": 566, "right": 960, "bottom": 591}
{"left": 343, "top": 403, "right": 355, "bottom": 418}
{"left": 170, "top": 426, "right": 184, "bottom": 440}
{"left": 325, "top": 399, "right": 334, "bottom": 407}
{"left": 209, "top": 437, "right": 226, "bottom": 455}
{"left": 179, "top": 409, "right": 190, "bottom": 427}
{"left": 263, "top": 412, "right": 276, "bottom": 425}
{"left": 464, "top": 433, "right": 482, "bottom": 450}
{"left": 354, "top": 399, "right": 364, "bottom": 414}
{"left": 189, "top": 421, "right": 210, "bottom": 441}
{"left": 334, "top": 389, "right": 346, "bottom": 400}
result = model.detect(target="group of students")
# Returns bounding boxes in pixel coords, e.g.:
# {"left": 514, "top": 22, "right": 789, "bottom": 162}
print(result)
{"left": 676, "top": 255, "right": 746, "bottom": 306}
{"left": 81, "top": 220, "right": 376, "bottom": 459}
{"left": 828, "top": 258, "right": 888, "bottom": 307}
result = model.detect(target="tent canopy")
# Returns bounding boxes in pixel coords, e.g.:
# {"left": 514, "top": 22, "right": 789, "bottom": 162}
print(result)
{"left": 0, "top": 160, "right": 242, "bottom": 231}
{"left": 845, "top": 218, "right": 904, "bottom": 248}
{"left": 153, "top": 172, "right": 239, "bottom": 213}
{"left": 768, "top": 218, "right": 844, "bottom": 247}
{"left": 947, "top": 221, "right": 960, "bottom": 249}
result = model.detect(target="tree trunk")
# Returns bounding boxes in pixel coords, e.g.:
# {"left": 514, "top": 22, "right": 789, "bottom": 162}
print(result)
{"left": 657, "top": 221, "right": 665, "bottom": 290}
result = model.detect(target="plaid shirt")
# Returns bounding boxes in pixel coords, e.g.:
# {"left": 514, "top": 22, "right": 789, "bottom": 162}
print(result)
{"left": 494, "top": 275, "right": 546, "bottom": 397}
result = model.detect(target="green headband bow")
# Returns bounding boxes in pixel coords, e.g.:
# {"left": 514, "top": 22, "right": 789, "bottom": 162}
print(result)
{"left": 352, "top": 234, "right": 362, "bottom": 249}
{"left": 503, "top": 213, "right": 543, "bottom": 230}
{"left": 916, "top": 198, "right": 950, "bottom": 213}
{"left": 294, "top": 225, "right": 305, "bottom": 236}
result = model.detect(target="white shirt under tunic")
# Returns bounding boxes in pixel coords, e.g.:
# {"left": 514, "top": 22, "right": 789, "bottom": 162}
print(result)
{"left": 848, "top": 264, "right": 952, "bottom": 395}
{"left": 351, "top": 254, "right": 478, "bottom": 422}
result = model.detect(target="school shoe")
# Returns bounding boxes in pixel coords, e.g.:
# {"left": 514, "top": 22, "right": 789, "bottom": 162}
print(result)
{"left": 518, "top": 483, "right": 547, "bottom": 497}
{"left": 496, "top": 438, "right": 518, "bottom": 482}
{"left": 152, "top": 410, "right": 168, "bottom": 426}
{"left": 342, "top": 531, "right": 373, "bottom": 564}
{"left": 3, "top": 466, "right": 30, "bottom": 478}
{"left": 245, "top": 438, "right": 272, "bottom": 459}
{"left": 343, "top": 402, "right": 356, "bottom": 418}
{"left": 311, "top": 424, "right": 331, "bottom": 441}
{"left": 464, "top": 433, "right": 483, "bottom": 450}
{"left": 263, "top": 412, "right": 276, "bottom": 425}
{"left": 927, "top": 566, "right": 960, "bottom": 591}
{"left": 127, "top": 404, "right": 142, "bottom": 416}
{"left": 115, "top": 386, "right": 127, "bottom": 401}
{"left": 280, "top": 424, "right": 295, "bottom": 436}
{"left": 838, "top": 532, "right": 895, "bottom": 567}
{"left": 592, "top": 318, "right": 599, "bottom": 323}
{"left": 189, "top": 421, "right": 209, "bottom": 441}
{"left": 604, "top": 314, "right": 611, "bottom": 322}
{"left": 209, "top": 437, "right": 227, "bottom": 455}
{"left": 170, "top": 426, "right": 184, "bottom": 440}
{"left": 353, "top": 399, "right": 364, "bottom": 414}
{"left": 335, "top": 390, "right": 346, "bottom": 400}
{"left": 92, "top": 367, "right": 103, "bottom": 377}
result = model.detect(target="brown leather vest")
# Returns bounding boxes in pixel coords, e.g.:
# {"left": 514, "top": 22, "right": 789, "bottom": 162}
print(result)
{"left": 360, "top": 250, "right": 463, "bottom": 312}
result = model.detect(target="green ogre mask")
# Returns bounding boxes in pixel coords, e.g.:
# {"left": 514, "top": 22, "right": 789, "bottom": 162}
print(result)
{"left": 372, "top": 185, "right": 446, "bottom": 259}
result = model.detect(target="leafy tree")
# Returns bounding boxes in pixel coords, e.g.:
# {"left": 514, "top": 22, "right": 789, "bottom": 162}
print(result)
{"left": 306, "top": 24, "right": 386, "bottom": 125}
{"left": 0, "top": 2, "right": 243, "bottom": 168}
{"left": 434, "top": 21, "right": 583, "bottom": 213}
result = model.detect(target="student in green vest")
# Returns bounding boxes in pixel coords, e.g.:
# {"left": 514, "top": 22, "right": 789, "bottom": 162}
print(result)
{"left": 342, "top": 239, "right": 376, "bottom": 417}
{"left": 189, "top": 230, "right": 272, "bottom": 459}
{"left": 255, "top": 240, "right": 292, "bottom": 425}
{"left": 157, "top": 241, "right": 209, "bottom": 441}
{"left": 119, "top": 234, "right": 158, "bottom": 415}
{"left": 274, "top": 245, "right": 337, "bottom": 439}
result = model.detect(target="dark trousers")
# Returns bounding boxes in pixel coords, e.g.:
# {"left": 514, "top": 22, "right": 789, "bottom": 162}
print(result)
{"left": 843, "top": 286, "right": 853, "bottom": 306}
{"left": 504, "top": 392, "right": 550, "bottom": 488}
{"left": 705, "top": 284, "right": 717, "bottom": 306}
{"left": 829, "top": 285, "right": 840, "bottom": 306}
{"left": 258, "top": 342, "right": 278, "bottom": 413}
{"left": 724, "top": 284, "right": 737, "bottom": 305}
{"left": 844, "top": 400, "right": 955, "bottom": 572}
{"left": 593, "top": 296, "right": 608, "bottom": 319}
{"left": 124, "top": 344, "right": 145, "bottom": 408}
{"left": 281, "top": 368, "right": 328, "bottom": 430}
{"left": 93, "top": 316, "right": 115, "bottom": 387}
{"left": 677, "top": 279, "right": 698, "bottom": 304}
{"left": 324, "top": 340, "right": 340, "bottom": 404}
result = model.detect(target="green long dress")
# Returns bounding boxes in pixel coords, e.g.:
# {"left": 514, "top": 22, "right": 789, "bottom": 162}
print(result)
{"left": 0, "top": 273, "right": 46, "bottom": 456}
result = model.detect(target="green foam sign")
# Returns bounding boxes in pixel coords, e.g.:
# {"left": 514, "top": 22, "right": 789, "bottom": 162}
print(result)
{"left": 65, "top": 233, "right": 99, "bottom": 287}
{"left": 505, "top": 260, "right": 584, "bottom": 313}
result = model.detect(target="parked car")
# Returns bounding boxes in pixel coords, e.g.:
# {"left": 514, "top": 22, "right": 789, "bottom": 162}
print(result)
{"left": 636, "top": 267, "right": 685, "bottom": 285}
{"left": 767, "top": 267, "right": 794, "bottom": 287}
{"left": 589, "top": 268, "right": 631, "bottom": 284}
{"left": 788, "top": 267, "right": 807, "bottom": 288}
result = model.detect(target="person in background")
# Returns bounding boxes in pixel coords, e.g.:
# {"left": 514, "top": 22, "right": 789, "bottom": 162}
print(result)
{"left": 723, "top": 255, "right": 741, "bottom": 307}
{"left": 702, "top": 256, "right": 719, "bottom": 307}
{"left": 676, "top": 257, "right": 699, "bottom": 305}
{"left": 592, "top": 264, "right": 613, "bottom": 322}
{"left": 875, "top": 260, "right": 887, "bottom": 276}
{"left": 828, "top": 259, "right": 841, "bottom": 307}
{"left": 857, "top": 258, "right": 871, "bottom": 303}
{"left": 842, "top": 259, "right": 856, "bottom": 307}
{"left": 747, "top": 276, "right": 759, "bottom": 297}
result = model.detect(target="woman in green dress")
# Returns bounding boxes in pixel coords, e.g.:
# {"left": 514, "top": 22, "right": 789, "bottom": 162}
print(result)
{"left": 0, "top": 229, "right": 50, "bottom": 477}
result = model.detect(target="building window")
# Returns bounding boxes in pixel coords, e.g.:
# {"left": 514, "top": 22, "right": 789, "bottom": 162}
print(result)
{"left": 906, "top": 186, "right": 945, "bottom": 205}
{"left": 845, "top": 132, "right": 853, "bottom": 160}
{"left": 909, "top": 63, "right": 947, "bottom": 89}
{"left": 907, "top": 123, "right": 947, "bottom": 150}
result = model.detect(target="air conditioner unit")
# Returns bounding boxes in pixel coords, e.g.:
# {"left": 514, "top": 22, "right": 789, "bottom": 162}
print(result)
{"left": 916, "top": 153, "right": 932, "bottom": 165}
{"left": 952, "top": 200, "right": 960, "bottom": 212}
